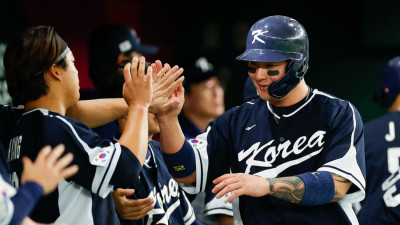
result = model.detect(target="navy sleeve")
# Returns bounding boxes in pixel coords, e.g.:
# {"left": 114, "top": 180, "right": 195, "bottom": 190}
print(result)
{"left": 9, "top": 181, "right": 43, "bottom": 225}
{"left": 110, "top": 144, "right": 142, "bottom": 189}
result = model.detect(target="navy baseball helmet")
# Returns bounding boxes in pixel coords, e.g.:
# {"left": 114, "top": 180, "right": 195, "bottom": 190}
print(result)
{"left": 373, "top": 56, "right": 400, "bottom": 108}
{"left": 236, "top": 15, "right": 309, "bottom": 98}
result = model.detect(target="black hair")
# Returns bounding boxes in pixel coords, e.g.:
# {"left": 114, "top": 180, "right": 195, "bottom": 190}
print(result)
{"left": 4, "top": 26, "right": 67, "bottom": 106}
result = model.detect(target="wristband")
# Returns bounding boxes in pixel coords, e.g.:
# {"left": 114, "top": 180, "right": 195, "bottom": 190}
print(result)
{"left": 162, "top": 140, "right": 196, "bottom": 178}
{"left": 296, "top": 171, "right": 334, "bottom": 205}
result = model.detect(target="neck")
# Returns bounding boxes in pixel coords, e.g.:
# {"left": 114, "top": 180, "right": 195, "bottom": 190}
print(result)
{"left": 269, "top": 79, "right": 309, "bottom": 107}
{"left": 24, "top": 94, "right": 68, "bottom": 115}
{"left": 388, "top": 94, "right": 400, "bottom": 112}
{"left": 183, "top": 110, "right": 214, "bottom": 131}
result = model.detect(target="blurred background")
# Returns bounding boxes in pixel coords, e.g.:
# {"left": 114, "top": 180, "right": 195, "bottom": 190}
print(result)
{"left": 1, "top": 0, "right": 400, "bottom": 123}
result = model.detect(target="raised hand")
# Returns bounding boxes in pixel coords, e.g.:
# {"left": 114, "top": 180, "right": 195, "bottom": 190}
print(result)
{"left": 112, "top": 188, "right": 154, "bottom": 220}
{"left": 21, "top": 144, "right": 79, "bottom": 195}
{"left": 149, "top": 60, "right": 184, "bottom": 114}
{"left": 123, "top": 56, "right": 153, "bottom": 109}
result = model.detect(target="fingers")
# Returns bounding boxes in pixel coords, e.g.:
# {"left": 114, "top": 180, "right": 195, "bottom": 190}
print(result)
{"left": 21, "top": 156, "right": 33, "bottom": 170}
{"left": 115, "top": 188, "right": 135, "bottom": 197}
{"left": 35, "top": 145, "right": 52, "bottom": 162}
{"left": 225, "top": 189, "right": 241, "bottom": 202}
{"left": 60, "top": 164, "right": 79, "bottom": 180}
{"left": 213, "top": 173, "right": 235, "bottom": 185}
{"left": 46, "top": 144, "right": 65, "bottom": 165}
{"left": 123, "top": 62, "right": 132, "bottom": 82}
{"left": 121, "top": 198, "right": 154, "bottom": 220}
{"left": 155, "top": 60, "right": 163, "bottom": 71}
{"left": 137, "top": 56, "right": 146, "bottom": 81}
{"left": 53, "top": 152, "right": 74, "bottom": 171}
{"left": 215, "top": 181, "right": 239, "bottom": 199}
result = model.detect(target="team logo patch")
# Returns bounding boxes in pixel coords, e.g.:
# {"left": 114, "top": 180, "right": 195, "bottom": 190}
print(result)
{"left": 99, "top": 153, "right": 107, "bottom": 159}
{"left": 191, "top": 139, "right": 199, "bottom": 143}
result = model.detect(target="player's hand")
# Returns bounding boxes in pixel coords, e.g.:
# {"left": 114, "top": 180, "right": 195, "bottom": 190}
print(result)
{"left": 21, "top": 144, "right": 79, "bottom": 195}
{"left": 155, "top": 78, "right": 185, "bottom": 120}
{"left": 212, "top": 173, "right": 269, "bottom": 202}
{"left": 112, "top": 188, "right": 154, "bottom": 220}
{"left": 123, "top": 56, "right": 153, "bottom": 109}
{"left": 149, "top": 60, "right": 184, "bottom": 114}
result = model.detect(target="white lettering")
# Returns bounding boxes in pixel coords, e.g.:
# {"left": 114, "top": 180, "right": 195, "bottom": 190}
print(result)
{"left": 239, "top": 130, "right": 326, "bottom": 173}
{"left": 8, "top": 136, "right": 22, "bottom": 162}
{"left": 385, "top": 121, "right": 395, "bottom": 142}
{"left": 146, "top": 178, "right": 182, "bottom": 224}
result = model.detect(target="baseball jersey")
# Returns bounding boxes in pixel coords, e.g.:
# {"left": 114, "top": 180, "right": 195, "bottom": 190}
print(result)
{"left": 0, "top": 105, "right": 22, "bottom": 151}
{"left": 178, "top": 88, "right": 366, "bottom": 225}
{"left": 7, "top": 108, "right": 142, "bottom": 225}
{"left": 357, "top": 111, "right": 400, "bottom": 224}
{"left": 178, "top": 114, "right": 233, "bottom": 225}
{"left": 116, "top": 139, "right": 196, "bottom": 225}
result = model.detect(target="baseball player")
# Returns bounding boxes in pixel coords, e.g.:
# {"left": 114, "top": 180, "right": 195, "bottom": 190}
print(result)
{"left": 3, "top": 25, "right": 157, "bottom": 224}
{"left": 99, "top": 59, "right": 198, "bottom": 224}
{"left": 356, "top": 56, "right": 400, "bottom": 224}
{"left": 156, "top": 15, "right": 366, "bottom": 224}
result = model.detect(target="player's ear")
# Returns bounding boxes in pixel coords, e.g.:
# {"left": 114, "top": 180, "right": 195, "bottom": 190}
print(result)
{"left": 47, "top": 64, "right": 62, "bottom": 81}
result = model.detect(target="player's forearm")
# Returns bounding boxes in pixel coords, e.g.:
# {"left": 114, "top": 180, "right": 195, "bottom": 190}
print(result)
{"left": 267, "top": 176, "right": 304, "bottom": 204}
{"left": 66, "top": 98, "right": 128, "bottom": 128}
{"left": 267, "top": 172, "right": 350, "bottom": 205}
{"left": 119, "top": 106, "right": 148, "bottom": 165}
{"left": 157, "top": 116, "right": 185, "bottom": 154}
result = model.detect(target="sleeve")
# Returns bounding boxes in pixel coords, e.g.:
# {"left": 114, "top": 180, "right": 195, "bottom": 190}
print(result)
{"left": 179, "top": 119, "right": 231, "bottom": 195}
{"left": 45, "top": 115, "right": 141, "bottom": 198}
{"left": 318, "top": 102, "right": 366, "bottom": 203}
{"left": 9, "top": 182, "right": 43, "bottom": 225}
{"left": 0, "top": 175, "right": 16, "bottom": 225}
{"left": 203, "top": 185, "right": 233, "bottom": 217}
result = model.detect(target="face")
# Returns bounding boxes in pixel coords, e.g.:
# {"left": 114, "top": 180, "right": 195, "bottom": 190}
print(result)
{"left": 247, "top": 60, "right": 288, "bottom": 101}
{"left": 60, "top": 51, "right": 80, "bottom": 104}
{"left": 118, "top": 113, "right": 159, "bottom": 137}
{"left": 184, "top": 76, "right": 225, "bottom": 119}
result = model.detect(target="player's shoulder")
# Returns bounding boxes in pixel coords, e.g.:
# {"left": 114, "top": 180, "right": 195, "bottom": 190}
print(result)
{"left": 365, "top": 111, "right": 400, "bottom": 128}
{"left": 311, "top": 89, "right": 361, "bottom": 115}
{"left": 22, "top": 108, "right": 88, "bottom": 132}
{"left": 311, "top": 89, "right": 353, "bottom": 107}
{"left": 220, "top": 97, "right": 264, "bottom": 118}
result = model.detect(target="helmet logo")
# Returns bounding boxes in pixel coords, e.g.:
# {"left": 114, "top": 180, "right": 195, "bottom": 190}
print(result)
{"left": 251, "top": 29, "right": 269, "bottom": 44}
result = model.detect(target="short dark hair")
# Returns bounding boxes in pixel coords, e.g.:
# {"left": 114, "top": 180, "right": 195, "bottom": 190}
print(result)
{"left": 4, "top": 26, "right": 67, "bottom": 106}
{"left": 98, "top": 60, "right": 128, "bottom": 98}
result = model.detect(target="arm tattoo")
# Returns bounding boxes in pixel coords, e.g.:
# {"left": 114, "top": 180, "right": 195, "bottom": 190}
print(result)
{"left": 332, "top": 173, "right": 351, "bottom": 202}
{"left": 267, "top": 177, "right": 304, "bottom": 204}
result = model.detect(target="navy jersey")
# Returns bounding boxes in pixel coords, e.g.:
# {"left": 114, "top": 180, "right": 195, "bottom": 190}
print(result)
{"left": 7, "top": 108, "right": 142, "bottom": 224}
{"left": 0, "top": 105, "right": 22, "bottom": 149}
{"left": 178, "top": 113, "right": 233, "bottom": 225}
{"left": 179, "top": 88, "right": 366, "bottom": 225}
{"left": 357, "top": 111, "right": 400, "bottom": 224}
{"left": 119, "top": 140, "right": 196, "bottom": 225}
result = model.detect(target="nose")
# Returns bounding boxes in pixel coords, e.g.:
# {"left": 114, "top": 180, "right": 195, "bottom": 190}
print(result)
{"left": 254, "top": 67, "right": 270, "bottom": 81}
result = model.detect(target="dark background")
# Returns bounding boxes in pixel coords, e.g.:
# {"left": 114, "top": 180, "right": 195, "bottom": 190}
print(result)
{"left": 1, "top": 0, "right": 400, "bottom": 123}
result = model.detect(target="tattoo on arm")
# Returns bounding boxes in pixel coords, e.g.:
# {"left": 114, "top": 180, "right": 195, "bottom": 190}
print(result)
{"left": 267, "top": 177, "right": 305, "bottom": 204}
{"left": 332, "top": 173, "right": 351, "bottom": 202}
